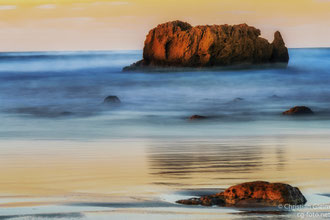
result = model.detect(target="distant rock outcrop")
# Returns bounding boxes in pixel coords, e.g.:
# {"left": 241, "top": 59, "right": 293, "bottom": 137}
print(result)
{"left": 124, "top": 21, "right": 289, "bottom": 70}
{"left": 282, "top": 106, "right": 314, "bottom": 115}
{"left": 177, "top": 181, "right": 307, "bottom": 207}
{"left": 189, "top": 115, "right": 207, "bottom": 120}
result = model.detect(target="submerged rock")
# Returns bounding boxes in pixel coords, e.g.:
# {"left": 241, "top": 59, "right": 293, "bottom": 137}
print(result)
{"left": 189, "top": 115, "right": 207, "bottom": 120}
{"left": 59, "top": 111, "right": 73, "bottom": 116}
{"left": 11, "top": 107, "right": 74, "bottom": 118}
{"left": 124, "top": 21, "right": 289, "bottom": 70}
{"left": 282, "top": 106, "right": 313, "bottom": 115}
{"left": 231, "top": 97, "right": 245, "bottom": 103}
{"left": 270, "top": 94, "right": 281, "bottom": 100}
{"left": 104, "top": 96, "right": 121, "bottom": 104}
{"left": 233, "top": 97, "right": 244, "bottom": 101}
{"left": 177, "top": 181, "right": 307, "bottom": 207}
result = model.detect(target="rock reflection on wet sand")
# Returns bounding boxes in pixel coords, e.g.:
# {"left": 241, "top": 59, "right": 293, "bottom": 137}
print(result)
{"left": 147, "top": 139, "right": 287, "bottom": 187}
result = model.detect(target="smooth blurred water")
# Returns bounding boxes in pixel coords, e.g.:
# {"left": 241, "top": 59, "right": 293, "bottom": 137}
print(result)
{"left": 0, "top": 49, "right": 330, "bottom": 140}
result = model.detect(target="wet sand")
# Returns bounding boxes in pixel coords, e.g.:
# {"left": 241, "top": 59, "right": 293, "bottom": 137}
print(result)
{"left": 1, "top": 136, "right": 330, "bottom": 219}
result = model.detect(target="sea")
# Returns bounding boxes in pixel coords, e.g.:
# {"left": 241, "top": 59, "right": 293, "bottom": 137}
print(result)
{"left": 0, "top": 49, "right": 330, "bottom": 219}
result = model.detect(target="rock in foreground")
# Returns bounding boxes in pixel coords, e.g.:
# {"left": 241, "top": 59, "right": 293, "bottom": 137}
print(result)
{"left": 282, "top": 106, "right": 313, "bottom": 115}
{"left": 177, "top": 181, "right": 307, "bottom": 207}
{"left": 124, "top": 21, "right": 289, "bottom": 70}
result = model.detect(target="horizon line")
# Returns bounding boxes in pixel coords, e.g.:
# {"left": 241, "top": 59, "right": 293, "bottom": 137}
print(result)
{"left": 0, "top": 47, "right": 329, "bottom": 53}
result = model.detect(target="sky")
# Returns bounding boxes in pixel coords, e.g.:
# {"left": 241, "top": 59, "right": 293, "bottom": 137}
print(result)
{"left": 0, "top": 0, "right": 329, "bottom": 51}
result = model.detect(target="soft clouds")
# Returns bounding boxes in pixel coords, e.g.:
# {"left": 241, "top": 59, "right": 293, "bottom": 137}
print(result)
{"left": 92, "top": 1, "right": 129, "bottom": 6}
{"left": 221, "top": 10, "right": 255, "bottom": 15}
{"left": 34, "top": 17, "right": 95, "bottom": 26}
{"left": 36, "top": 4, "right": 56, "bottom": 10}
{"left": 110, "top": 1, "right": 129, "bottom": 5}
{"left": 0, "top": 5, "right": 16, "bottom": 10}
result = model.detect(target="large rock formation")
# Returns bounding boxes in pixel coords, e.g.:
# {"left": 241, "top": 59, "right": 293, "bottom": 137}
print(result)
{"left": 124, "top": 21, "right": 289, "bottom": 70}
{"left": 177, "top": 181, "right": 307, "bottom": 207}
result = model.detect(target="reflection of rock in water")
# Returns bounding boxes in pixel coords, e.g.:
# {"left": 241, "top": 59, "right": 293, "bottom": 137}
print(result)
{"left": 275, "top": 144, "right": 286, "bottom": 171}
{"left": 147, "top": 140, "right": 286, "bottom": 186}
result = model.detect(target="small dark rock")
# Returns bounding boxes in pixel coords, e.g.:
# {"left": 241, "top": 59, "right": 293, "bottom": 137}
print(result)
{"left": 104, "top": 96, "right": 121, "bottom": 104}
{"left": 189, "top": 115, "right": 207, "bottom": 120}
{"left": 282, "top": 106, "right": 313, "bottom": 115}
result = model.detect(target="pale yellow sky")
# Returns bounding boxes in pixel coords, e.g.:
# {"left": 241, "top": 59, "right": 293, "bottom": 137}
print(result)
{"left": 0, "top": 0, "right": 329, "bottom": 51}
